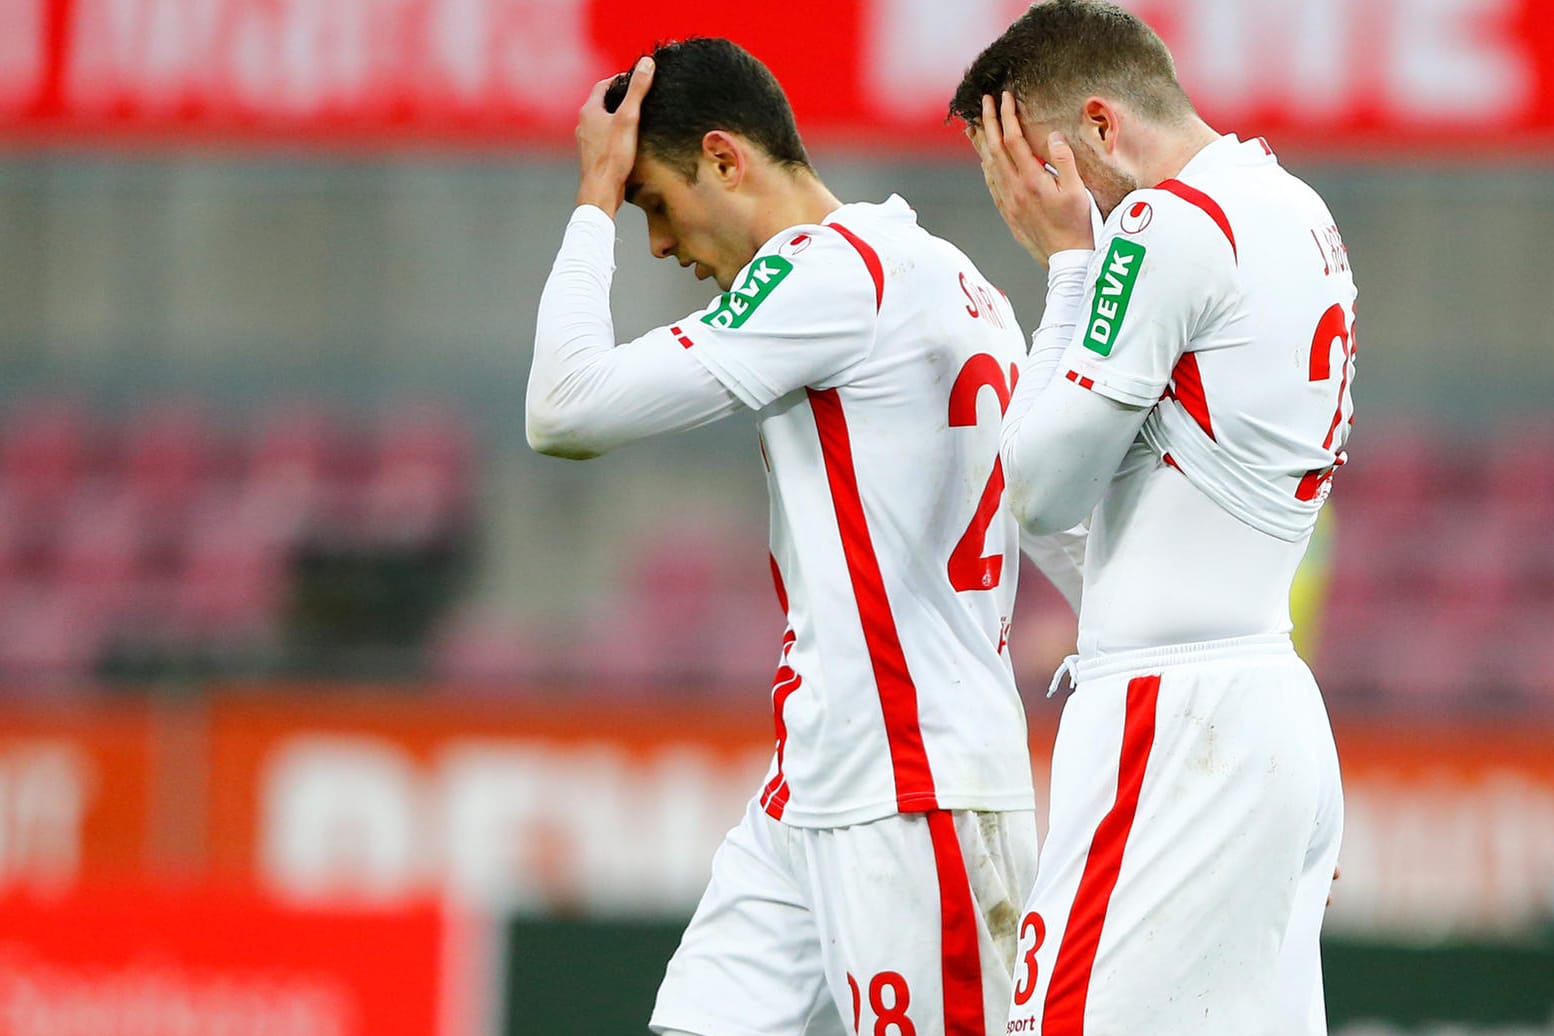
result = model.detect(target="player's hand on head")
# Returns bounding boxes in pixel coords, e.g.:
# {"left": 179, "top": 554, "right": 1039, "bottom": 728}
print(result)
{"left": 971, "top": 92, "right": 1094, "bottom": 267}
{"left": 574, "top": 56, "right": 654, "bottom": 217}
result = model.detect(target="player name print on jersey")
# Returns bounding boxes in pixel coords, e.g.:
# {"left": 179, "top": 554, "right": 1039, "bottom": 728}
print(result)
{"left": 702, "top": 255, "right": 794, "bottom": 329}
{"left": 1084, "top": 238, "right": 1146, "bottom": 357}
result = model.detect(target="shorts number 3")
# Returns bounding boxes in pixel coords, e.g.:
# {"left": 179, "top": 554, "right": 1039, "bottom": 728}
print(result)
{"left": 1013, "top": 911, "right": 1047, "bottom": 1007}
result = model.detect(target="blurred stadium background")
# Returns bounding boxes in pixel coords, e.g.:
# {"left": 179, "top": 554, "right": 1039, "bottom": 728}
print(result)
{"left": 0, "top": 0, "right": 1551, "bottom": 1032}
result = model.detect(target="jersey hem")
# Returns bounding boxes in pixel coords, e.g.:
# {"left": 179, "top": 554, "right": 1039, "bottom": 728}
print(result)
{"left": 768, "top": 788, "right": 1037, "bottom": 829}
{"left": 1140, "top": 422, "right": 1318, "bottom": 542}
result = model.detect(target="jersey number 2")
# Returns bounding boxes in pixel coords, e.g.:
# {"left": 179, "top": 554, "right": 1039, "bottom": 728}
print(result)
{"left": 1295, "top": 302, "right": 1356, "bottom": 502}
{"left": 946, "top": 354, "right": 1019, "bottom": 592}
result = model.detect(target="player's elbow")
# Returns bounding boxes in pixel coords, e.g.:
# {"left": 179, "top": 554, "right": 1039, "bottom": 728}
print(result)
{"left": 1004, "top": 469, "right": 1087, "bottom": 537}
{"left": 525, "top": 399, "right": 604, "bottom": 460}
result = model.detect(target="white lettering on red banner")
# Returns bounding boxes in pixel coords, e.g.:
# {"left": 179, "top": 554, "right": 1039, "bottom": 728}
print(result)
{"left": 63, "top": 0, "right": 601, "bottom": 118}
{"left": 0, "top": 0, "right": 45, "bottom": 112}
{"left": 863, "top": 0, "right": 1027, "bottom": 119}
{"left": 1334, "top": 772, "right": 1554, "bottom": 938}
{"left": 1387, "top": 0, "right": 1531, "bottom": 120}
{"left": 259, "top": 735, "right": 767, "bottom": 913}
{"left": 0, "top": 744, "right": 90, "bottom": 889}
{"left": 0, "top": 963, "right": 353, "bottom": 1036}
{"left": 0, "top": 0, "right": 1549, "bottom": 148}
{"left": 1156, "top": 0, "right": 1532, "bottom": 124}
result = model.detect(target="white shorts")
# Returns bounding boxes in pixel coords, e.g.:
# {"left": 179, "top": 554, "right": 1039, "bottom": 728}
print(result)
{"left": 650, "top": 797, "right": 1038, "bottom": 1036}
{"left": 1004, "top": 634, "right": 1343, "bottom": 1036}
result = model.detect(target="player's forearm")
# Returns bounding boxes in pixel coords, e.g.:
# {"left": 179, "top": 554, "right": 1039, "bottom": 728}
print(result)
{"left": 1002, "top": 379, "right": 1150, "bottom": 534}
{"left": 997, "top": 248, "right": 1106, "bottom": 533}
{"left": 528, "top": 207, "right": 745, "bottom": 458}
{"left": 1000, "top": 249, "right": 1091, "bottom": 447}
{"left": 1025, "top": 248, "right": 1093, "bottom": 389}
{"left": 527, "top": 205, "right": 623, "bottom": 459}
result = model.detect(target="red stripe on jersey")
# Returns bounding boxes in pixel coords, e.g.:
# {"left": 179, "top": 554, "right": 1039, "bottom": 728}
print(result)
{"left": 1064, "top": 370, "right": 1096, "bottom": 391}
{"left": 826, "top": 221, "right": 885, "bottom": 311}
{"left": 668, "top": 324, "right": 695, "bottom": 349}
{"left": 769, "top": 553, "right": 788, "bottom": 614}
{"left": 761, "top": 628, "right": 802, "bottom": 820}
{"left": 1155, "top": 179, "right": 1237, "bottom": 262}
{"left": 1043, "top": 674, "right": 1163, "bottom": 1034}
{"left": 1295, "top": 453, "right": 1346, "bottom": 503}
{"left": 1257, "top": 136, "right": 1274, "bottom": 155}
{"left": 1162, "top": 452, "right": 1180, "bottom": 471}
{"left": 928, "top": 811, "right": 985, "bottom": 1036}
{"left": 806, "top": 386, "right": 938, "bottom": 812}
{"left": 1166, "top": 352, "right": 1216, "bottom": 441}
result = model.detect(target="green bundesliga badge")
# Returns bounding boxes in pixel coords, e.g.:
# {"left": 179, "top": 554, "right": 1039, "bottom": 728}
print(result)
{"left": 1084, "top": 238, "right": 1146, "bottom": 356}
{"left": 701, "top": 255, "right": 794, "bottom": 329}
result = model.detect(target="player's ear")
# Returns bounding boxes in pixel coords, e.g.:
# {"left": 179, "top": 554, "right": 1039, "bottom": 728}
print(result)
{"left": 701, "top": 130, "right": 746, "bottom": 189}
{"left": 1080, "top": 97, "right": 1119, "bottom": 151}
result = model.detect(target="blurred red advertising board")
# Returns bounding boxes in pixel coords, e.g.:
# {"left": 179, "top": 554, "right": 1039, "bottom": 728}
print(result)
{"left": 1, "top": 0, "right": 1552, "bottom": 155}
{"left": 0, "top": 702, "right": 155, "bottom": 887}
{"left": 0, "top": 883, "right": 457, "bottom": 1036}
{"left": 199, "top": 691, "right": 1554, "bottom": 940}
{"left": 0, "top": 692, "right": 1551, "bottom": 940}
{"left": 200, "top": 690, "right": 770, "bottom": 914}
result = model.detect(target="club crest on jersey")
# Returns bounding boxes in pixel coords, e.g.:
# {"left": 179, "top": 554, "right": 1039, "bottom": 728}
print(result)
{"left": 702, "top": 255, "right": 794, "bottom": 329}
{"left": 781, "top": 233, "right": 813, "bottom": 256}
{"left": 1084, "top": 238, "right": 1146, "bottom": 357}
{"left": 1120, "top": 200, "right": 1153, "bottom": 235}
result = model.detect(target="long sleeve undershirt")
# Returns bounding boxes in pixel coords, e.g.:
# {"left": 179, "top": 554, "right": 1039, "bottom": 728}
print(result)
{"left": 526, "top": 205, "right": 742, "bottom": 460}
{"left": 1000, "top": 249, "right": 1154, "bottom": 535}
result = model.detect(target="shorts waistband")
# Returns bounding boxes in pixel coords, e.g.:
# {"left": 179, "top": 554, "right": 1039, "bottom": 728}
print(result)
{"left": 1047, "top": 633, "right": 1295, "bottom": 697}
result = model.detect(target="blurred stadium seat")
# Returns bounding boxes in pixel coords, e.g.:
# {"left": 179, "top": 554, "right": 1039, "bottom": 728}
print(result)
{"left": 0, "top": 398, "right": 474, "bottom": 685}
{"left": 0, "top": 399, "right": 1546, "bottom": 710}
{"left": 1314, "top": 425, "right": 1554, "bottom": 710}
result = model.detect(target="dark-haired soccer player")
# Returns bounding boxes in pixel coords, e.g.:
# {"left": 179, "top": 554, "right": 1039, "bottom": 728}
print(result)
{"left": 528, "top": 37, "right": 1084, "bottom": 1036}
{"left": 951, "top": 1, "right": 1353, "bottom": 1032}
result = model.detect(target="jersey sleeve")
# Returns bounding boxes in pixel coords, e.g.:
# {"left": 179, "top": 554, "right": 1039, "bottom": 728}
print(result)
{"left": 1060, "top": 189, "right": 1238, "bottom": 407}
{"left": 527, "top": 205, "right": 744, "bottom": 459}
{"left": 672, "top": 228, "right": 879, "bottom": 410}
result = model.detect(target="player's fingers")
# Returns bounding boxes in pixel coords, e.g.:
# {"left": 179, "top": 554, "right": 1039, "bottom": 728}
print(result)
{"left": 613, "top": 57, "right": 655, "bottom": 122}
{"left": 581, "top": 77, "right": 611, "bottom": 114}
{"left": 998, "top": 91, "right": 1049, "bottom": 189}
{"left": 1046, "top": 132, "right": 1083, "bottom": 195}
{"left": 978, "top": 94, "right": 1022, "bottom": 199}
{"left": 971, "top": 128, "right": 999, "bottom": 186}
{"left": 980, "top": 95, "right": 1011, "bottom": 168}
{"left": 980, "top": 95, "right": 1000, "bottom": 146}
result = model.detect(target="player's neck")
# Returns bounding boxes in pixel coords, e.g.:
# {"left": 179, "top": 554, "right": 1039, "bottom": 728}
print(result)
{"left": 748, "top": 170, "right": 844, "bottom": 245}
{"left": 1138, "top": 117, "right": 1223, "bottom": 186}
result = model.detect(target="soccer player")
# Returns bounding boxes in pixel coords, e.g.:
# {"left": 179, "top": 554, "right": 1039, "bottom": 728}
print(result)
{"left": 528, "top": 38, "right": 1079, "bottom": 1036}
{"left": 949, "top": 1, "right": 1353, "bottom": 1032}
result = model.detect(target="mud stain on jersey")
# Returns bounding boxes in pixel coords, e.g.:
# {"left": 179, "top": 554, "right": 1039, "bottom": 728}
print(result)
{"left": 986, "top": 898, "right": 1019, "bottom": 943}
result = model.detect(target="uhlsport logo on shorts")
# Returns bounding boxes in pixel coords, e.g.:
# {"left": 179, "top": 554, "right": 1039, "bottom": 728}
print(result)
{"left": 1084, "top": 238, "right": 1146, "bottom": 356}
{"left": 702, "top": 255, "right": 794, "bottom": 329}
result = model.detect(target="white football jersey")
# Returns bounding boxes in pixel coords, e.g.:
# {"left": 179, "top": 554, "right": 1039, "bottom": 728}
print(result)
{"left": 1058, "top": 136, "right": 1357, "bottom": 655}
{"left": 661, "top": 196, "right": 1034, "bottom": 827}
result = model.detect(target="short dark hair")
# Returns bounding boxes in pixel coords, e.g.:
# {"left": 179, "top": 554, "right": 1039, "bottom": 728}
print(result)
{"left": 604, "top": 38, "right": 812, "bottom": 180}
{"left": 948, "top": 0, "right": 1194, "bottom": 128}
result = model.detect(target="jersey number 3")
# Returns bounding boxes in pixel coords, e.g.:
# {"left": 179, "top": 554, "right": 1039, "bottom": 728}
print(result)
{"left": 946, "top": 354, "right": 1019, "bottom": 592}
